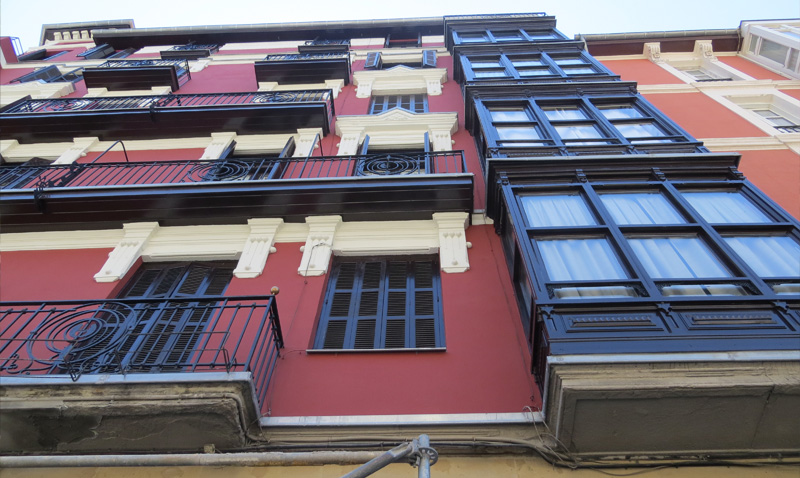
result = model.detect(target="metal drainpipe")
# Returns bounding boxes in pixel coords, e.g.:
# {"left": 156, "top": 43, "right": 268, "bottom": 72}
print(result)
{"left": 0, "top": 451, "right": 382, "bottom": 468}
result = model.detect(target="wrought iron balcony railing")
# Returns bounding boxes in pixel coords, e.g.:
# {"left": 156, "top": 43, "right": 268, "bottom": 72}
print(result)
{"left": 166, "top": 43, "right": 222, "bottom": 52}
{"left": 0, "top": 152, "right": 467, "bottom": 191}
{"left": 304, "top": 39, "right": 350, "bottom": 47}
{"left": 95, "top": 58, "right": 190, "bottom": 72}
{"left": 262, "top": 52, "right": 350, "bottom": 62}
{"left": 1, "top": 90, "right": 333, "bottom": 116}
{"left": 0, "top": 296, "right": 283, "bottom": 406}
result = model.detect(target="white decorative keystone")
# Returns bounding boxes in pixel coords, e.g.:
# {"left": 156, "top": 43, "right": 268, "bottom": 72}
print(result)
{"left": 53, "top": 137, "right": 100, "bottom": 165}
{"left": 433, "top": 212, "right": 470, "bottom": 273}
{"left": 94, "top": 222, "right": 160, "bottom": 282}
{"left": 233, "top": 218, "right": 284, "bottom": 278}
{"left": 298, "top": 215, "right": 342, "bottom": 276}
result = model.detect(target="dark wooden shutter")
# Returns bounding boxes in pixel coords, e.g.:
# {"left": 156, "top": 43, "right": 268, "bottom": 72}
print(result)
{"left": 316, "top": 257, "right": 443, "bottom": 350}
{"left": 365, "top": 52, "right": 382, "bottom": 70}
{"left": 422, "top": 50, "right": 437, "bottom": 68}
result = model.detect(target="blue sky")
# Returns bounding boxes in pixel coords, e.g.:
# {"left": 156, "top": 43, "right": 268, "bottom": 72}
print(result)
{"left": 1, "top": 0, "right": 798, "bottom": 51}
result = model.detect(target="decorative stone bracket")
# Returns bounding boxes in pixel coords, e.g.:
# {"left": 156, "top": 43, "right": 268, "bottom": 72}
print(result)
{"left": 201, "top": 132, "right": 237, "bottom": 159}
{"left": 433, "top": 212, "right": 470, "bottom": 273}
{"left": 293, "top": 128, "right": 324, "bottom": 157}
{"left": 298, "top": 216, "right": 342, "bottom": 276}
{"left": 53, "top": 137, "right": 100, "bottom": 165}
{"left": 643, "top": 42, "right": 663, "bottom": 63}
{"left": 233, "top": 218, "right": 283, "bottom": 278}
{"left": 94, "top": 222, "right": 160, "bottom": 282}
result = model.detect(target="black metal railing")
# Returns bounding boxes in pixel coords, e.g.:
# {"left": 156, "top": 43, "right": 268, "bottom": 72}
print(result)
{"left": 262, "top": 52, "right": 350, "bottom": 62}
{"left": 0, "top": 296, "right": 283, "bottom": 407}
{"left": 0, "top": 152, "right": 467, "bottom": 190}
{"left": 0, "top": 90, "right": 334, "bottom": 116}
{"left": 165, "top": 43, "right": 222, "bottom": 52}
{"left": 304, "top": 39, "right": 350, "bottom": 47}
{"left": 95, "top": 58, "right": 190, "bottom": 72}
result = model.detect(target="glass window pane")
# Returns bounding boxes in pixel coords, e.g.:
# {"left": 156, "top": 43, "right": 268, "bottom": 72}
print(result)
{"left": 628, "top": 236, "right": 731, "bottom": 279}
{"left": 471, "top": 59, "right": 502, "bottom": 68}
{"left": 724, "top": 236, "right": 800, "bottom": 277}
{"left": 600, "top": 192, "right": 685, "bottom": 225}
{"left": 555, "top": 124, "right": 603, "bottom": 140}
{"left": 490, "top": 108, "right": 530, "bottom": 122}
{"left": 492, "top": 30, "right": 523, "bottom": 41}
{"left": 563, "top": 67, "right": 596, "bottom": 75}
{"left": 760, "top": 38, "right": 790, "bottom": 64}
{"left": 511, "top": 58, "right": 544, "bottom": 67}
{"left": 543, "top": 107, "right": 587, "bottom": 120}
{"left": 554, "top": 286, "right": 638, "bottom": 299}
{"left": 475, "top": 70, "right": 507, "bottom": 78}
{"left": 538, "top": 238, "right": 628, "bottom": 281}
{"left": 518, "top": 68, "right": 554, "bottom": 76}
{"left": 525, "top": 31, "right": 556, "bottom": 39}
{"left": 616, "top": 122, "right": 666, "bottom": 137}
{"left": 682, "top": 191, "right": 771, "bottom": 223}
{"left": 497, "top": 126, "right": 540, "bottom": 140}
{"left": 599, "top": 105, "right": 644, "bottom": 119}
{"left": 553, "top": 58, "right": 587, "bottom": 65}
{"left": 460, "top": 33, "right": 487, "bottom": 43}
{"left": 521, "top": 194, "right": 596, "bottom": 227}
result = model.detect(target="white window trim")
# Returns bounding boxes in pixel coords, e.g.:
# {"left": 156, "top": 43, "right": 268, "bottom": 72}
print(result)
{"left": 644, "top": 40, "right": 754, "bottom": 84}
{"left": 701, "top": 84, "right": 800, "bottom": 137}
{"left": 0, "top": 81, "right": 75, "bottom": 107}
{"left": 353, "top": 65, "right": 447, "bottom": 98}
{"left": 335, "top": 109, "right": 458, "bottom": 155}
{"left": 741, "top": 21, "right": 800, "bottom": 79}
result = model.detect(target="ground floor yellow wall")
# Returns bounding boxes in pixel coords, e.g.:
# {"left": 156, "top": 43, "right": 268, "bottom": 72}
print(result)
{"left": 3, "top": 456, "right": 798, "bottom": 478}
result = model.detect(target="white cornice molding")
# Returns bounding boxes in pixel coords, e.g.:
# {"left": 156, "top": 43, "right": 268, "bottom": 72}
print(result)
{"left": 1, "top": 216, "right": 477, "bottom": 277}
{"left": 0, "top": 81, "right": 75, "bottom": 107}
{"left": 638, "top": 84, "right": 699, "bottom": 94}
{"left": 699, "top": 136, "right": 789, "bottom": 151}
{"left": 84, "top": 86, "right": 171, "bottom": 97}
{"left": 353, "top": 66, "right": 447, "bottom": 98}
{"left": 53, "top": 137, "right": 100, "bottom": 165}
{"left": 335, "top": 110, "right": 458, "bottom": 154}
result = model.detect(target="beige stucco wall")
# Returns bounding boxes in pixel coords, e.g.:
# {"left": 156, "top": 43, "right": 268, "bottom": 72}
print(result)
{"left": 3, "top": 457, "right": 798, "bottom": 478}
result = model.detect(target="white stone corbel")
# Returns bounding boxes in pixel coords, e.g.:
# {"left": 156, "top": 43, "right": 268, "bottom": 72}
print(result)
{"left": 337, "top": 132, "right": 363, "bottom": 156}
{"left": 694, "top": 40, "right": 716, "bottom": 60}
{"left": 190, "top": 59, "right": 211, "bottom": 73}
{"left": 643, "top": 42, "right": 663, "bottom": 63}
{"left": 0, "top": 140, "right": 20, "bottom": 158}
{"left": 53, "top": 137, "right": 100, "bottom": 165}
{"left": 257, "top": 81, "right": 279, "bottom": 92}
{"left": 433, "top": 212, "right": 470, "bottom": 273}
{"left": 429, "top": 129, "right": 453, "bottom": 152}
{"left": 293, "top": 128, "right": 324, "bottom": 157}
{"left": 94, "top": 222, "right": 160, "bottom": 282}
{"left": 233, "top": 218, "right": 284, "bottom": 278}
{"left": 355, "top": 78, "right": 374, "bottom": 98}
{"left": 86, "top": 87, "right": 110, "bottom": 97}
{"left": 201, "top": 132, "right": 238, "bottom": 159}
{"left": 324, "top": 79, "right": 345, "bottom": 99}
{"left": 426, "top": 78, "right": 443, "bottom": 96}
{"left": 298, "top": 216, "right": 342, "bottom": 276}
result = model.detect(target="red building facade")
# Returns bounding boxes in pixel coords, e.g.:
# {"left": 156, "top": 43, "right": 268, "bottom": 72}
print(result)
{"left": 0, "top": 14, "right": 798, "bottom": 476}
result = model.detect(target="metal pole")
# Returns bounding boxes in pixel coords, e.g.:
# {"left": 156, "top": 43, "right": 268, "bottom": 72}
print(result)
{"left": 339, "top": 442, "right": 415, "bottom": 478}
{"left": 417, "top": 434, "right": 431, "bottom": 478}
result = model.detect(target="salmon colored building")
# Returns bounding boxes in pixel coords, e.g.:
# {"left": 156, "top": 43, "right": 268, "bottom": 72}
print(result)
{"left": 0, "top": 14, "right": 798, "bottom": 478}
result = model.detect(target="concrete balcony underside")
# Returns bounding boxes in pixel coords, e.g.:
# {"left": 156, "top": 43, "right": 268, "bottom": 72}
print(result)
{"left": 0, "top": 372, "right": 261, "bottom": 453}
{"left": 545, "top": 354, "right": 800, "bottom": 457}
